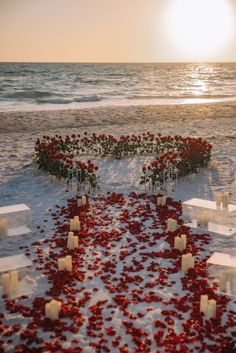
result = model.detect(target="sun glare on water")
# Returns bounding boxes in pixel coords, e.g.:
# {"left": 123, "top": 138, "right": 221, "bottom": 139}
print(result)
{"left": 165, "top": 0, "right": 235, "bottom": 60}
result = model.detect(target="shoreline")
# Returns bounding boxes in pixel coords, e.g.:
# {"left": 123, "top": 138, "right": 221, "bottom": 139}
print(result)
{"left": 0, "top": 101, "right": 236, "bottom": 134}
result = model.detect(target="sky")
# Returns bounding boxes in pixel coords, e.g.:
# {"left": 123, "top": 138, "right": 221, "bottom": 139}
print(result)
{"left": 0, "top": 0, "right": 236, "bottom": 63}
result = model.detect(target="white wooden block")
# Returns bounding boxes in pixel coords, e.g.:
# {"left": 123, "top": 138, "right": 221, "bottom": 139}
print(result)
{"left": 0, "top": 204, "right": 31, "bottom": 228}
{"left": 0, "top": 254, "right": 32, "bottom": 274}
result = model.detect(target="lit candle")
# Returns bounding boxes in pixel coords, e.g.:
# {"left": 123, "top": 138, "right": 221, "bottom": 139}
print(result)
{"left": 65, "top": 255, "right": 72, "bottom": 271}
{"left": 73, "top": 236, "right": 79, "bottom": 248}
{"left": 70, "top": 219, "right": 76, "bottom": 231}
{"left": 81, "top": 195, "right": 87, "bottom": 206}
{"left": 200, "top": 294, "right": 208, "bottom": 314}
{"left": 181, "top": 253, "right": 194, "bottom": 272}
{"left": 67, "top": 232, "right": 74, "bottom": 248}
{"left": 221, "top": 192, "right": 229, "bottom": 209}
{"left": 45, "top": 300, "right": 61, "bottom": 320}
{"left": 10, "top": 270, "right": 19, "bottom": 294}
{"left": 0, "top": 219, "right": 8, "bottom": 236}
{"left": 77, "top": 198, "right": 82, "bottom": 207}
{"left": 206, "top": 299, "right": 216, "bottom": 319}
{"left": 180, "top": 234, "right": 187, "bottom": 249}
{"left": 215, "top": 193, "right": 222, "bottom": 209}
{"left": 174, "top": 236, "right": 184, "bottom": 251}
{"left": 58, "top": 258, "right": 66, "bottom": 271}
{"left": 161, "top": 196, "right": 167, "bottom": 206}
{"left": 226, "top": 281, "right": 231, "bottom": 294}
{"left": 2, "top": 273, "right": 11, "bottom": 295}
{"left": 167, "top": 218, "right": 177, "bottom": 232}
{"left": 232, "top": 277, "right": 236, "bottom": 295}
{"left": 157, "top": 197, "right": 162, "bottom": 206}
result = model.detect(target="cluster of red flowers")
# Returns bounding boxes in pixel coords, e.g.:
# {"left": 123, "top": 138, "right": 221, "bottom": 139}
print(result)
{"left": 0, "top": 193, "right": 235, "bottom": 353}
{"left": 35, "top": 135, "right": 98, "bottom": 188}
{"left": 141, "top": 135, "right": 212, "bottom": 189}
{"left": 35, "top": 132, "right": 212, "bottom": 190}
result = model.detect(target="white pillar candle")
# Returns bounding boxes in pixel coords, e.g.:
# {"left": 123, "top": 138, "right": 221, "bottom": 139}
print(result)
{"left": 221, "top": 192, "right": 229, "bottom": 209}
{"left": 206, "top": 299, "right": 216, "bottom": 319}
{"left": 181, "top": 255, "right": 188, "bottom": 272}
{"left": 180, "top": 234, "right": 187, "bottom": 249}
{"left": 50, "top": 300, "right": 60, "bottom": 320}
{"left": 157, "top": 197, "right": 162, "bottom": 206}
{"left": 174, "top": 236, "right": 184, "bottom": 251}
{"left": 75, "top": 220, "right": 81, "bottom": 231}
{"left": 226, "top": 281, "right": 231, "bottom": 295}
{"left": 81, "top": 195, "right": 87, "bottom": 206}
{"left": 10, "top": 271, "right": 19, "bottom": 294}
{"left": 167, "top": 218, "right": 177, "bottom": 232}
{"left": 45, "top": 300, "right": 61, "bottom": 320}
{"left": 45, "top": 303, "right": 52, "bottom": 318}
{"left": 181, "top": 253, "right": 194, "bottom": 272}
{"left": 231, "top": 278, "right": 236, "bottom": 295}
{"left": 73, "top": 236, "right": 79, "bottom": 248}
{"left": 77, "top": 198, "right": 82, "bottom": 207}
{"left": 219, "top": 273, "right": 227, "bottom": 292}
{"left": 2, "top": 273, "right": 11, "bottom": 295}
{"left": 65, "top": 255, "right": 72, "bottom": 271}
{"left": 0, "top": 219, "right": 8, "bottom": 236}
{"left": 58, "top": 258, "right": 66, "bottom": 271}
{"left": 67, "top": 232, "right": 74, "bottom": 248}
{"left": 215, "top": 193, "right": 222, "bottom": 209}
{"left": 200, "top": 294, "right": 208, "bottom": 314}
{"left": 161, "top": 196, "right": 167, "bottom": 206}
{"left": 70, "top": 219, "right": 76, "bottom": 231}
{"left": 186, "top": 253, "right": 194, "bottom": 269}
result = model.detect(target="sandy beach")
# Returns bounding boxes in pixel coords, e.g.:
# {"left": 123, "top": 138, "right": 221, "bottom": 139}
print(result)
{"left": 0, "top": 103, "right": 236, "bottom": 352}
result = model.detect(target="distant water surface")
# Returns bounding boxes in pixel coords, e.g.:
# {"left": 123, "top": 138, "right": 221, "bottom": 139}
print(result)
{"left": 0, "top": 62, "right": 236, "bottom": 111}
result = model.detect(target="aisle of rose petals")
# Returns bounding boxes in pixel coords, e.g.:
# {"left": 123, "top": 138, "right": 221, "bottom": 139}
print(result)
{"left": 0, "top": 193, "right": 235, "bottom": 353}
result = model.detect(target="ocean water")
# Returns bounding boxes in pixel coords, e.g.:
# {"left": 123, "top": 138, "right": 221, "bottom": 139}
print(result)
{"left": 0, "top": 62, "right": 236, "bottom": 112}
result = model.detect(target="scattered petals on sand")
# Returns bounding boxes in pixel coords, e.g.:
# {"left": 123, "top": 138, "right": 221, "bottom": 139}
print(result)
{"left": 0, "top": 192, "right": 235, "bottom": 353}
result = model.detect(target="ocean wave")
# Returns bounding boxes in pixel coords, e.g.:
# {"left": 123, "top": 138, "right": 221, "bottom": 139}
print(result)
{"left": 37, "top": 95, "right": 102, "bottom": 105}
{"left": 5, "top": 90, "right": 53, "bottom": 99}
{"left": 127, "top": 93, "right": 236, "bottom": 100}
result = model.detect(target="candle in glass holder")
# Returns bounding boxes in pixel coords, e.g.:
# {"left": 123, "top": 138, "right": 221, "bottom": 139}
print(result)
{"left": 0, "top": 219, "right": 8, "bottom": 236}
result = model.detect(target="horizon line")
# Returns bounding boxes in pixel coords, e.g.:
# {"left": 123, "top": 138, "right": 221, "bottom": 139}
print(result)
{"left": 0, "top": 60, "right": 236, "bottom": 64}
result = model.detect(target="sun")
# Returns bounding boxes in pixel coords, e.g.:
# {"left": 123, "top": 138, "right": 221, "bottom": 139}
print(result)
{"left": 164, "top": 0, "right": 235, "bottom": 60}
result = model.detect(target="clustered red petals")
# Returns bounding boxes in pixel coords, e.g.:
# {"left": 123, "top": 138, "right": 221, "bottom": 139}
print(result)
{"left": 0, "top": 192, "right": 234, "bottom": 353}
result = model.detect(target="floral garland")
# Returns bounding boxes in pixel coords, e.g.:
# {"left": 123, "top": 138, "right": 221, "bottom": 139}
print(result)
{"left": 0, "top": 193, "right": 234, "bottom": 353}
{"left": 35, "top": 133, "right": 212, "bottom": 190}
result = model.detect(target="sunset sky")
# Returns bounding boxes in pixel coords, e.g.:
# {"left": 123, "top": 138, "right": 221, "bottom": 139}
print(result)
{"left": 1, "top": 0, "right": 236, "bottom": 63}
